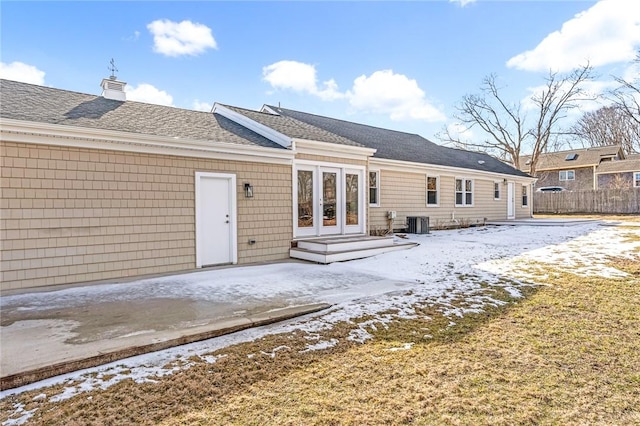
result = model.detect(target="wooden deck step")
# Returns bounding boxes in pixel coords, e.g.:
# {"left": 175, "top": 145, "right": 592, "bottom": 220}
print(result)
{"left": 290, "top": 235, "right": 417, "bottom": 264}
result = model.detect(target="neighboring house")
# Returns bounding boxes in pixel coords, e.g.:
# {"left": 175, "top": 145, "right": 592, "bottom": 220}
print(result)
{"left": 520, "top": 145, "right": 625, "bottom": 191}
{"left": 595, "top": 157, "right": 640, "bottom": 189}
{"left": 0, "top": 78, "right": 534, "bottom": 292}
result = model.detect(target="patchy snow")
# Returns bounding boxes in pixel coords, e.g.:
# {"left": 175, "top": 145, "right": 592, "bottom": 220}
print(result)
{"left": 2, "top": 220, "right": 639, "bottom": 425}
{"left": 388, "top": 343, "right": 414, "bottom": 352}
{"left": 477, "top": 224, "right": 640, "bottom": 280}
{"left": 300, "top": 339, "right": 339, "bottom": 353}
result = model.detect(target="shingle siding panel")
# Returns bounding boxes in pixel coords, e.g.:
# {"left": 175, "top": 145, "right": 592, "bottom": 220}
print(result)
{"left": 0, "top": 141, "right": 292, "bottom": 291}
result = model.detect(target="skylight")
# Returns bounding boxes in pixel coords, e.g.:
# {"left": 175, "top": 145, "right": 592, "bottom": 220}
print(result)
{"left": 565, "top": 153, "right": 578, "bottom": 161}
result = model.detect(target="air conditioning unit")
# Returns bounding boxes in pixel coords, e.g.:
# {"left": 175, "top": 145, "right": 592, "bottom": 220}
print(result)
{"left": 406, "top": 216, "right": 429, "bottom": 234}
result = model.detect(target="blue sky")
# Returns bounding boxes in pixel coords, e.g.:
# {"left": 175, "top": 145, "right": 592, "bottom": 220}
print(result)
{"left": 1, "top": 0, "right": 639, "bottom": 149}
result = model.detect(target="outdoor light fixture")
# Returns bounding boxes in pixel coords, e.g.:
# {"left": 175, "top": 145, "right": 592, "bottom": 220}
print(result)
{"left": 244, "top": 183, "right": 253, "bottom": 198}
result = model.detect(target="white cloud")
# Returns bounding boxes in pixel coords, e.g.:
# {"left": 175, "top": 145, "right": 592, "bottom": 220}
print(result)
{"left": 263, "top": 61, "right": 445, "bottom": 122}
{"left": 125, "top": 83, "right": 174, "bottom": 106}
{"left": 147, "top": 19, "right": 217, "bottom": 57}
{"left": 123, "top": 30, "right": 140, "bottom": 42}
{"left": 262, "top": 60, "right": 344, "bottom": 101}
{"left": 193, "top": 100, "right": 212, "bottom": 112}
{"left": 348, "top": 70, "right": 446, "bottom": 122}
{"left": 0, "top": 61, "right": 45, "bottom": 85}
{"left": 507, "top": 0, "right": 640, "bottom": 72}
{"left": 449, "top": 0, "right": 477, "bottom": 7}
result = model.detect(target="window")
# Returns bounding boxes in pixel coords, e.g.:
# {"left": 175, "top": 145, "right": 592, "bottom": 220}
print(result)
{"left": 635, "top": 172, "right": 640, "bottom": 188}
{"left": 369, "top": 171, "right": 380, "bottom": 206}
{"left": 427, "top": 176, "right": 439, "bottom": 206}
{"left": 494, "top": 182, "right": 501, "bottom": 200}
{"left": 455, "top": 178, "right": 473, "bottom": 206}
{"left": 522, "top": 185, "right": 528, "bottom": 207}
{"left": 559, "top": 170, "right": 575, "bottom": 181}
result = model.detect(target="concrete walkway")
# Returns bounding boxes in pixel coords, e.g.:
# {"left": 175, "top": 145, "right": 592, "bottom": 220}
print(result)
{"left": 0, "top": 296, "right": 329, "bottom": 390}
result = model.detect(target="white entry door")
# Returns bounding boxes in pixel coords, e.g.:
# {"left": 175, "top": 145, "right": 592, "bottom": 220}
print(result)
{"left": 195, "top": 172, "right": 237, "bottom": 267}
{"left": 507, "top": 182, "right": 515, "bottom": 219}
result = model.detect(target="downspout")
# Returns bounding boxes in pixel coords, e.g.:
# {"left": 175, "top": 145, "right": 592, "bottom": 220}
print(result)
{"left": 593, "top": 165, "right": 597, "bottom": 190}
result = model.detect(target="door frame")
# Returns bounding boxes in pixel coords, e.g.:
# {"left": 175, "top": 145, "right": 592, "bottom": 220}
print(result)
{"left": 293, "top": 160, "right": 366, "bottom": 238}
{"left": 507, "top": 181, "right": 515, "bottom": 219}
{"left": 195, "top": 172, "right": 238, "bottom": 267}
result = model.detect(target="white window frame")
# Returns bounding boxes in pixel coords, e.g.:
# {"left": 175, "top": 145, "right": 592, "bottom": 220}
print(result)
{"left": 455, "top": 178, "right": 474, "bottom": 207}
{"left": 494, "top": 181, "right": 501, "bottom": 200}
{"left": 369, "top": 170, "right": 380, "bottom": 207}
{"left": 559, "top": 170, "right": 575, "bottom": 181}
{"left": 426, "top": 175, "right": 439, "bottom": 207}
{"left": 522, "top": 184, "right": 529, "bottom": 207}
{"left": 634, "top": 172, "right": 640, "bottom": 188}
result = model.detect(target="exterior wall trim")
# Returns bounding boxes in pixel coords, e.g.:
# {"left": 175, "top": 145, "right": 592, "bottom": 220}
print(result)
{"left": 370, "top": 157, "right": 535, "bottom": 182}
{"left": 294, "top": 138, "right": 376, "bottom": 160}
{"left": 212, "top": 103, "right": 292, "bottom": 148}
{"left": 0, "top": 118, "right": 294, "bottom": 165}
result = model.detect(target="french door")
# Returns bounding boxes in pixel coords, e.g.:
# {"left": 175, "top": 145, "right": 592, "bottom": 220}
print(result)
{"left": 295, "top": 164, "right": 364, "bottom": 238}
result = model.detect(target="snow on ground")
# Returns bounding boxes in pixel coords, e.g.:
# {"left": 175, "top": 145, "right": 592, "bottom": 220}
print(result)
{"left": 2, "top": 220, "right": 639, "bottom": 425}
{"left": 478, "top": 222, "right": 640, "bottom": 280}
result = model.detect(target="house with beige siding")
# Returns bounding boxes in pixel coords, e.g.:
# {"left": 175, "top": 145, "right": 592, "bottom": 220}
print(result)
{"left": 0, "top": 78, "right": 533, "bottom": 292}
{"left": 262, "top": 106, "right": 534, "bottom": 231}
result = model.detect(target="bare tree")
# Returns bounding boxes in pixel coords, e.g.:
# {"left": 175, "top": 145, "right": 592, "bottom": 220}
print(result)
{"left": 440, "top": 64, "right": 594, "bottom": 176}
{"left": 610, "top": 52, "right": 640, "bottom": 126}
{"left": 571, "top": 106, "right": 640, "bottom": 155}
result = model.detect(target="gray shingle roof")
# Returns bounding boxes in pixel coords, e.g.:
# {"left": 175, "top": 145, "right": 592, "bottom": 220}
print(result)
{"left": 595, "top": 158, "right": 640, "bottom": 174}
{"left": 267, "top": 105, "right": 530, "bottom": 178}
{"left": 520, "top": 145, "right": 623, "bottom": 172}
{"left": 222, "top": 104, "right": 363, "bottom": 147}
{"left": 0, "top": 79, "right": 283, "bottom": 149}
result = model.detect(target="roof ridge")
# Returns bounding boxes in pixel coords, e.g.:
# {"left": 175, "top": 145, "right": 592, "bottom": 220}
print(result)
{"left": 268, "top": 104, "right": 424, "bottom": 138}
{"left": 0, "top": 78, "right": 217, "bottom": 115}
{"left": 521, "top": 144, "right": 621, "bottom": 157}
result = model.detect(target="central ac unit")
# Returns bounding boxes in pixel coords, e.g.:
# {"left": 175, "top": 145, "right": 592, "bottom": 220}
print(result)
{"left": 407, "top": 216, "right": 429, "bottom": 234}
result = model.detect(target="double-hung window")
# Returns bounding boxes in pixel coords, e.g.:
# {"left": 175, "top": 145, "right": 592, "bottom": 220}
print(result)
{"left": 559, "top": 170, "right": 575, "bottom": 181}
{"left": 369, "top": 171, "right": 380, "bottom": 206}
{"left": 455, "top": 178, "right": 473, "bottom": 206}
{"left": 634, "top": 172, "right": 640, "bottom": 188}
{"left": 427, "top": 176, "right": 439, "bottom": 206}
{"left": 494, "top": 182, "right": 501, "bottom": 200}
{"left": 522, "top": 185, "right": 529, "bottom": 207}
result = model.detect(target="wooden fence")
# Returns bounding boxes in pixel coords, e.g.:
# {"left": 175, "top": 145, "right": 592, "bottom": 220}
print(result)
{"left": 534, "top": 188, "right": 640, "bottom": 214}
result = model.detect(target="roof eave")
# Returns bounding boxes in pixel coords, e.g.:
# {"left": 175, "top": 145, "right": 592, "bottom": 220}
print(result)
{"left": 370, "top": 157, "right": 535, "bottom": 181}
{"left": 0, "top": 118, "right": 294, "bottom": 164}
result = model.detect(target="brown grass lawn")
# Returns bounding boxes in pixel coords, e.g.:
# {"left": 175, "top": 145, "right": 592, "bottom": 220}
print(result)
{"left": 2, "top": 244, "right": 639, "bottom": 424}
